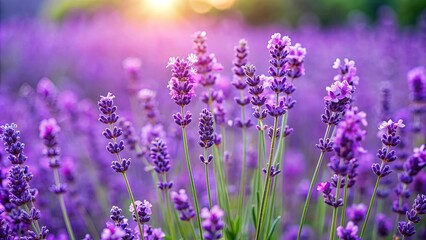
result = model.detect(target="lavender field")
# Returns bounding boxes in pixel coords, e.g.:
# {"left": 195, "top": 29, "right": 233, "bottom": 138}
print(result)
{"left": 0, "top": 2, "right": 425, "bottom": 240}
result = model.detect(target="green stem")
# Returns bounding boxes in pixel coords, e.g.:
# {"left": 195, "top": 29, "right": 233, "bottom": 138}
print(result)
{"left": 163, "top": 176, "right": 176, "bottom": 240}
{"left": 238, "top": 103, "right": 248, "bottom": 219}
{"left": 371, "top": 199, "right": 383, "bottom": 240}
{"left": 330, "top": 175, "right": 342, "bottom": 240}
{"left": 180, "top": 107, "right": 203, "bottom": 238}
{"left": 341, "top": 175, "right": 349, "bottom": 226}
{"left": 53, "top": 168, "right": 75, "bottom": 240}
{"left": 204, "top": 149, "right": 213, "bottom": 209}
{"left": 297, "top": 123, "right": 333, "bottom": 239}
{"left": 255, "top": 116, "right": 279, "bottom": 240}
{"left": 122, "top": 172, "right": 144, "bottom": 238}
{"left": 24, "top": 204, "right": 40, "bottom": 235}
{"left": 109, "top": 123, "right": 143, "bottom": 238}
{"left": 360, "top": 174, "right": 382, "bottom": 238}
{"left": 191, "top": 221, "right": 198, "bottom": 239}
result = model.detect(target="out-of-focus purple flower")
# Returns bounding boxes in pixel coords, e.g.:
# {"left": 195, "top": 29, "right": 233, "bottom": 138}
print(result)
{"left": 201, "top": 205, "right": 224, "bottom": 240}
{"left": 407, "top": 66, "right": 426, "bottom": 103}
{"left": 375, "top": 213, "right": 391, "bottom": 237}
{"left": 101, "top": 222, "right": 126, "bottom": 240}
{"left": 232, "top": 39, "right": 249, "bottom": 89}
{"left": 118, "top": 119, "right": 139, "bottom": 151}
{"left": 336, "top": 221, "right": 361, "bottom": 240}
{"left": 143, "top": 224, "right": 165, "bottom": 240}
{"left": 138, "top": 89, "right": 159, "bottom": 123}
{"left": 123, "top": 57, "right": 142, "bottom": 81}
{"left": 129, "top": 200, "right": 152, "bottom": 224}
{"left": 39, "top": 118, "right": 61, "bottom": 139}
{"left": 192, "top": 31, "right": 223, "bottom": 87}
{"left": 346, "top": 204, "right": 367, "bottom": 224}
{"left": 286, "top": 43, "right": 306, "bottom": 79}
{"left": 170, "top": 189, "right": 196, "bottom": 221}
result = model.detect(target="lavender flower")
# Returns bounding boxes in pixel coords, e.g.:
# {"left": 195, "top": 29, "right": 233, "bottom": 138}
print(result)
{"left": 398, "top": 194, "right": 426, "bottom": 237}
{"left": 192, "top": 31, "right": 223, "bottom": 88}
{"left": 129, "top": 200, "right": 152, "bottom": 224}
{"left": 375, "top": 213, "right": 392, "bottom": 237}
{"left": 243, "top": 65, "right": 267, "bottom": 121}
{"left": 286, "top": 43, "right": 307, "bottom": 79}
{"left": 123, "top": 57, "right": 142, "bottom": 82}
{"left": 143, "top": 224, "right": 165, "bottom": 240}
{"left": 150, "top": 138, "right": 173, "bottom": 190}
{"left": 393, "top": 145, "right": 426, "bottom": 215}
{"left": 101, "top": 222, "right": 126, "bottom": 240}
{"left": 1, "top": 123, "right": 48, "bottom": 239}
{"left": 138, "top": 89, "right": 159, "bottom": 124}
{"left": 336, "top": 221, "right": 361, "bottom": 240}
{"left": 171, "top": 189, "right": 196, "bottom": 221}
{"left": 110, "top": 206, "right": 135, "bottom": 240}
{"left": 201, "top": 205, "right": 224, "bottom": 240}
{"left": 407, "top": 66, "right": 426, "bottom": 103}
{"left": 346, "top": 204, "right": 367, "bottom": 224}
{"left": 199, "top": 109, "right": 215, "bottom": 149}
{"left": 232, "top": 39, "right": 249, "bottom": 90}
{"left": 332, "top": 58, "right": 359, "bottom": 87}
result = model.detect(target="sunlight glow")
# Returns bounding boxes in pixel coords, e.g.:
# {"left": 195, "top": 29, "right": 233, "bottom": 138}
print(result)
{"left": 145, "top": 0, "right": 176, "bottom": 14}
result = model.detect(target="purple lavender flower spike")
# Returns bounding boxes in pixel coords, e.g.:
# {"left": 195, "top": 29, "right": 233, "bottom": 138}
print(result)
{"left": 110, "top": 206, "right": 135, "bottom": 239}
{"left": 123, "top": 57, "right": 142, "bottom": 82}
{"left": 143, "top": 224, "right": 165, "bottom": 240}
{"left": 346, "top": 204, "right": 367, "bottom": 224}
{"left": 138, "top": 89, "right": 159, "bottom": 124}
{"left": 37, "top": 77, "right": 59, "bottom": 114}
{"left": 199, "top": 108, "right": 216, "bottom": 149}
{"left": 375, "top": 214, "right": 391, "bottom": 237}
{"left": 192, "top": 31, "right": 223, "bottom": 88}
{"left": 336, "top": 221, "right": 361, "bottom": 240}
{"left": 171, "top": 189, "right": 196, "bottom": 221}
{"left": 407, "top": 66, "right": 426, "bottom": 104}
{"left": 101, "top": 222, "right": 126, "bottom": 240}
{"left": 129, "top": 200, "right": 152, "bottom": 224}
{"left": 201, "top": 205, "right": 225, "bottom": 240}
{"left": 150, "top": 138, "right": 173, "bottom": 190}
{"left": 232, "top": 39, "right": 249, "bottom": 90}
{"left": 332, "top": 58, "right": 359, "bottom": 87}
{"left": 286, "top": 43, "right": 307, "bottom": 79}
{"left": 1, "top": 123, "right": 48, "bottom": 239}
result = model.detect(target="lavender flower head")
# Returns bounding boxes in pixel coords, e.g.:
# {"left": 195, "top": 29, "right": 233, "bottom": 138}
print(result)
{"left": 346, "top": 204, "right": 367, "bottom": 224}
{"left": 375, "top": 214, "right": 391, "bottom": 237}
{"left": 286, "top": 43, "right": 307, "bottom": 79}
{"left": 201, "top": 205, "right": 225, "bottom": 240}
{"left": 192, "top": 31, "right": 223, "bottom": 87}
{"left": 39, "top": 118, "right": 61, "bottom": 167}
{"left": 171, "top": 189, "right": 196, "bottom": 221}
{"left": 407, "top": 66, "right": 426, "bottom": 103}
{"left": 332, "top": 58, "right": 359, "bottom": 86}
{"left": 101, "top": 222, "right": 126, "bottom": 240}
{"left": 199, "top": 108, "right": 215, "bottom": 149}
{"left": 150, "top": 138, "right": 173, "bottom": 190}
{"left": 398, "top": 194, "right": 426, "bottom": 237}
{"left": 167, "top": 54, "right": 198, "bottom": 107}
{"left": 138, "top": 89, "right": 159, "bottom": 123}
{"left": 129, "top": 200, "right": 152, "bottom": 224}
{"left": 143, "top": 224, "right": 165, "bottom": 240}
{"left": 123, "top": 57, "right": 142, "bottom": 81}
{"left": 232, "top": 39, "right": 249, "bottom": 89}
{"left": 336, "top": 221, "right": 361, "bottom": 240}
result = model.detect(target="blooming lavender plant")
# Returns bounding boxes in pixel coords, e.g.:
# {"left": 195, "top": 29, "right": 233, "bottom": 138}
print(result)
{"left": 398, "top": 194, "right": 426, "bottom": 239}
{"left": 39, "top": 118, "right": 75, "bottom": 240}
{"left": 360, "top": 119, "right": 405, "bottom": 237}
{"left": 1, "top": 123, "right": 49, "bottom": 239}
{"left": 201, "top": 205, "right": 224, "bottom": 240}
{"left": 98, "top": 92, "right": 144, "bottom": 238}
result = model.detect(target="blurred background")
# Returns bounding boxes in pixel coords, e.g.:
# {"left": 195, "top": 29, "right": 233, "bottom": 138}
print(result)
{"left": 1, "top": 0, "right": 426, "bottom": 25}
{"left": 0, "top": 0, "right": 426, "bottom": 238}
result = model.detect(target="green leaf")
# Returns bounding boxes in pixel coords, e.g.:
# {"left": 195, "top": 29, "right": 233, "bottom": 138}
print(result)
{"left": 266, "top": 216, "right": 281, "bottom": 240}
{"left": 251, "top": 204, "right": 257, "bottom": 228}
